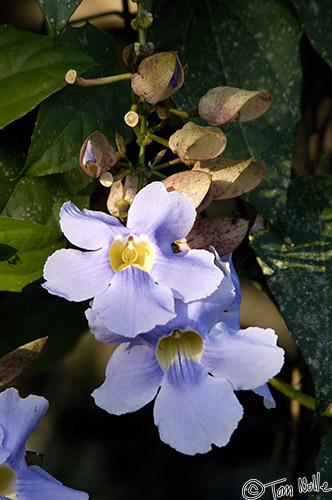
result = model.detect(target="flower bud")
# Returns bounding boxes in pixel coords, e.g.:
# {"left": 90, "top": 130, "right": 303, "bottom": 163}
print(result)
{"left": 79, "top": 131, "right": 117, "bottom": 178}
{"left": 168, "top": 122, "right": 227, "bottom": 162}
{"left": 107, "top": 175, "right": 144, "bottom": 217}
{"left": 198, "top": 86, "right": 273, "bottom": 125}
{"left": 124, "top": 110, "right": 140, "bottom": 128}
{"left": 131, "top": 51, "right": 184, "bottom": 104}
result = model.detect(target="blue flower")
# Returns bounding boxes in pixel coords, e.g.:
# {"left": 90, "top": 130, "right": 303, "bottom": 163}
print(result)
{"left": 43, "top": 182, "right": 222, "bottom": 337}
{"left": 88, "top": 258, "right": 284, "bottom": 455}
{"left": 0, "top": 388, "right": 88, "bottom": 500}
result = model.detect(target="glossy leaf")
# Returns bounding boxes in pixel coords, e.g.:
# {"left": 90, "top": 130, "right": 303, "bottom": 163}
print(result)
{"left": 292, "top": 0, "right": 332, "bottom": 68}
{"left": 252, "top": 176, "right": 332, "bottom": 411}
{"left": 0, "top": 217, "right": 64, "bottom": 292}
{"left": 24, "top": 23, "right": 131, "bottom": 177}
{"left": 0, "top": 24, "right": 94, "bottom": 129}
{"left": 150, "top": 0, "right": 303, "bottom": 233}
{"left": 35, "top": 0, "right": 83, "bottom": 38}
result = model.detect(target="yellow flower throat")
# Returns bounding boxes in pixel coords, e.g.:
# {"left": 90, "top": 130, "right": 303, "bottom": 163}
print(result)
{"left": 109, "top": 235, "right": 155, "bottom": 273}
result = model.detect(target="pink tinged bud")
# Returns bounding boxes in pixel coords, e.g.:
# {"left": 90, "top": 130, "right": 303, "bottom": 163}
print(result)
{"left": 131, "top": 51, "right": 184, "bottom": 104}
{"left": 198, "top": 86, "right": 273, "bottom": 126}
{"left": 168, "top": 121, "right": 227, "bottom": 163}
{"left": 177, "top": 216, "right": 249, "bottom": 255}
{"left": 162, "top": 170, "right": 212, "bottom": 210}
{"left": 107, "top": 175, "right": 142, "bottom": 217}
{"left": 193, "top": 157, "right": 266, "bottom": 199}
{"left": 79, "top": 131, "right": 117, "bottom": 178}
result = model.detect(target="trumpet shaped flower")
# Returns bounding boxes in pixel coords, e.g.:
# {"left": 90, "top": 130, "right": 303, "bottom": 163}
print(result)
{"left": 90, "top": 258, "right": 284, "bottom": 455}
{"left": 0, "top": 388, "right": 88, "bottom": 500}
{"left": 43, "top": 182, "right": 222, "bottom": 337}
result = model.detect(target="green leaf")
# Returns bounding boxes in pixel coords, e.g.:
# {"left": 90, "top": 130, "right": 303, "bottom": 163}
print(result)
{"left": 0, "top": 280, "right": 89, "bottom": 373}
{"left": 35, "top": 0, "right": 83, "bottom": 38}
{"left": 0, "top": 217, "right": 64, "bottom": 292}
{"left": 292, "top": 0, "right": 332, "bottom": 68}
{"left": 0, "top": 135, "right": 94, "bottom": 229}
{"left": 0, "top": 24, "right": 94, "bottom": 130}
{"left": 150, "top": 0, "right": 303, "bottom": 233}
{"left": 252, "top": 176, "right": 332, "bottom": 411}
{"left": 24, "top": 23, "right": 131, "bottom": 177}
{"left": 309, "top": 423, "right": 332, "bottom": 500}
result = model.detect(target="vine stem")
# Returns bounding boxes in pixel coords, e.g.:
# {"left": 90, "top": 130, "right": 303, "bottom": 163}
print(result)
{"left": 147, "top": 132, "right": 169, "bottom": 148}
{"left": 269, "top": 377, "right": 332, "bottom": 417}
{"left": 169, "top": 107, "right": 199, "bottom": 119}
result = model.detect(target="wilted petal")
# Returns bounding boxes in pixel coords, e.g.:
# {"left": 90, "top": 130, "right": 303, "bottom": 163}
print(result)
{"left": 60, "top": 201, "right": 127, "bottom": 250}
{"left": 162, "top": 170, "right": 212, "bottom": 209}
{"left": 198, "top": 86, "right": 273, "bottom": 125}
{"left": 154, "top": 362, "right": 243, "bottom": 455}
{"left": 177, "top": 216, "right": 249, "bottom": 256}
{"left": 127, "top": 182, "right": 196, "bottom": 245}
{"left": 43, "top": 248, "right": 113, "bottom": 302}
{"left": 92, "top": 266, "right": 176, "bottom": 336}
{"left": 169, "top": 122, "right": 227, "bottom": 162}
{"left": 93, "top": 343, "right": 163, "bottom": 414}
{"left": 152, "top": 247, "right": 222, "bottom": 302}
{"left": 203, "top": 325, "right": 284, "bottom": 391}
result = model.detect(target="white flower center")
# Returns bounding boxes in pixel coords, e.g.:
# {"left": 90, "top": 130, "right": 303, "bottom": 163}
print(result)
{"left": 156, "top": 329, "right": 203, "bottom": 371}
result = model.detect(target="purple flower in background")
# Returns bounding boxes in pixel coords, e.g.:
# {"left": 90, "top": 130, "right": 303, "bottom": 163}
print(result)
{"left": 0, "top": 388, "right": 88, "bottom": 500}
{"left": 43, "top": 182, "right": 222, "bottom": 337}
{"left": 89, "top": 264, "right": 284, "bottom": 455}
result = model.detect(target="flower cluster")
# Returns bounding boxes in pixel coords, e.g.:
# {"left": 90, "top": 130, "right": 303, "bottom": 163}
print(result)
{"left": 43, "top": 182, "right": 284, "bottom": 455}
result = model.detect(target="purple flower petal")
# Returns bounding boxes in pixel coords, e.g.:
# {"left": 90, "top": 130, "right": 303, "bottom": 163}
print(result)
{"left": 15, "top": 463, "right": 88, "bottom": 500}
{"left": 0, "top": 389, "right": 48, "bottom": 465}
{"left": 127, "top": 182, "right": 196, "bottom": 245}
{"left": 60, "top": 201, "right": 127, "bottom": 250}
{"left": 253, "top": 384, "right": 276, "bottom": 409}
{"left": 154, "top": 362, "right": 243, "bottom": 455}
{"left": 93, "top": 343, "right": 163, "bottom": 414}
{"left": 152, "top": 248, "right": 222, "bottom": 302}
{"left": 43, "top": 248, "right": 113, "bottom": 302}
{"left": 92, "top": 266, "right": 176, "bottom": 336}
{"left": 203, "top": 324, "right": 284, "bottom": 390}
{"left": 85, "top": 308, "right": 130, "bottom": 344}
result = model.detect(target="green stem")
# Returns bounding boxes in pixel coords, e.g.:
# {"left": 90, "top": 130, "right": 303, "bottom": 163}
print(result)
{"left": 147, "top": 132, "right": 169, "bottom": 148}
{"left": 169, "top": 107, "right": 199, "bottom": 119}
{"left": 136, "top": 2, "right": 146, "bottom": 46}
{"left": 113, "top": 169, "right": 132, "bottom": 181}
{"left": 152, "top": 157, "right": 182, "bottom": 171}
{"left": 269, "top": 377, "right": 332, "bottom": 417}
{"left": 148, "top": 120, "right": 168, "bottom": 134}
{"left": 67, "top": 72, "right": 133, "bottom": 87}
{"left": 151, "top": 170, "right": 167, "bottom": 179}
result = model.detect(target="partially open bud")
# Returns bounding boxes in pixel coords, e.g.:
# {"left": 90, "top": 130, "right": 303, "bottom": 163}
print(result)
{"left": 198, "top": 86, "right": 273, "bottom": 125}
{"left": 131, "top": 51, "right": 184, "bottom": 104}
{"left": 107, "top": 175, "right": 144, "bottom": 217}
{"left": 79, "top": 131, "right": 117, "bottom": 178}
{"left": 168, "top": 122, "right": 227, "bottom": 162}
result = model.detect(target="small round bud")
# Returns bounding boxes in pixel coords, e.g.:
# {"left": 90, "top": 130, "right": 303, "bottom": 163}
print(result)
{"left": 124, "top": 111, "right": 140, "bottom": 128}
{"left": 99, "top": 172, "right": 114, "bottom": 187}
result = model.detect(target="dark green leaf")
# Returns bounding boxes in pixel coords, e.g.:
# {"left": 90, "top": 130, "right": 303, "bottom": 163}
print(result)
{"left": 0, "top": 24, "right": 94, "bottom": 130}
{"left": 24, "top": 23, "right": 131, "bottom": 177}
{"left": 35, "top": 0, "right": 83, "bottom": 38}
{"left": 252, "top": 176, "right": 332, "bottom": 411}
{"left": 292, "top": 0, "right": 332, "bottom": 68}
{"left": 0, "top": 279, "right": 89, "bottom": 373}
{"left": 0, "top": 217, "right": 64, "bottom": 291}
{"left": 309, "top": 423, "right": 332, "bottom": 500}
{"left": 150, "top": 0, "right": 303, "bottom": 233}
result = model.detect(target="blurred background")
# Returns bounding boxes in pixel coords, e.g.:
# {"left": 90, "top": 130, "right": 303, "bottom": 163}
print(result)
{"left": 1, "top": 0, "right": 332, "bottom": 499}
